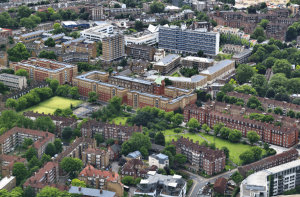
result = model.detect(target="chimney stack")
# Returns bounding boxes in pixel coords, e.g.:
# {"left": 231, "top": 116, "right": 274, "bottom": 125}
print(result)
{"left": 100, "top": 189, "right": 103, "bottom": 194}
{"left": 79, "top": 186, "right": 81, "bottom": 191}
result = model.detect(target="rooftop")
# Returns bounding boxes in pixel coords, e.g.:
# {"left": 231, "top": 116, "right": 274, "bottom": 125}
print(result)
{"left": 182, "top": 56, "right": 214, "bottom": 63}
{"left": 147, "top": 75, "right": 207, "bottom": 83}
{"left": 0, "top": 176, "right": 15, "bottom": 190}
{"left": 155, "top": 54, "right": 180, "bottom": 66}
{"left": 200, "top": 59, "right": 234, "bottom": 75}
{"left": 68, "top": 186, "right": 116, "bottom": 197}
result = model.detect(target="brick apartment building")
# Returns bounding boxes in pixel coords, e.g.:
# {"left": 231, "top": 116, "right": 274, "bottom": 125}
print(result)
{"left": 80, "top": 119, "right": 143, "bottom": 142}
{"left": 154, "top": 54, "right": 181, "bottom": 74}
{"left": 78, "top": 165, "right": 124, "bottom": 197}
{"left": 23, "top": 111, "right": 77, "bottom": 136}
{"left": 227, "top": 92, "right": 300, "bottom": 116}
{"left": 82, "top": 147, "right": 109, "bottom": 169}
{"left": 102, "top": 34, "right": 125, "bottom": 61}
{"left": 10, "top": 57, "right": 78, "bottom": 85}
{"left": 68, "top": 42, "right": 97, "bottom": 58}
{"left": 0, "top": 155, "right": 26, "bottom": 177}
{"left": 120, "top": 159, "right": 149, "bottom": 180}
{"left": 238, "top": 149, "right": 298, "bottom": 178}
{"left": 0, "top": 28, "right": 12, "bottom": 37}
{"left": 183, "top": 105, "right": 299, "bottom": 148}
{"left": 108, "top": 141, "right": 122, "bottom": 161}
{"left": 58, "top": 52, "right": 90, "bottom": 64}
{"left": 182, "top": 56, "right": 215, "bottom": 71}
{"left": 23, "top": 162, "right": 68, "bottom": 195}
{"left": 0, "top": 127, "right": 55, "bottom": 159}
{"left": 171, "top": 136, "right": 226, "bottom": 176}
{"left": 126, "top": 44, "right": 156, "bottom": 61}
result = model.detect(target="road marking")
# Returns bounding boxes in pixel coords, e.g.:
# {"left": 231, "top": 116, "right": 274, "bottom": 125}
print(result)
{"left": 189, "top": 179, "right": 198, "bottom": 197}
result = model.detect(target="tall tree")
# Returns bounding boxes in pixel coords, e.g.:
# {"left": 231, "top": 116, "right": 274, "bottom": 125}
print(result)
{"left": 236, "top": 64, "right": 255, "bottom": 84}
{"left": 247, "top": 131, "right": 260, "bottom": 145}
{"left": 34, "top": 116, "right": 56, "bottom": 133}
{"left": 13, "top": 162, "right": 28, "bottom": 185}
{"left": 88, "top": 91, "right": 97, "bottom": 103}
{"left": 61, "top": 157, "right": 83, "bottom": 174}
{"left": 62, "top": 126, "right": 73, "bottom": 140}
{"left": 272, "top": 59, "right": 292, "bottom": 78}
{"left": 154, "top": 131, "right": 165, "bottom": 146}
{"left": 24, "top": 186, "right": 34, "bottom": 197}
{"left": 54, "top": 139, "right": 63, "bottom": 153}
{"left": 26, "top": 147, "right": 37, "bottom": 161}
{"left": 45, "top": 143, "right": 56, "bottom": 157}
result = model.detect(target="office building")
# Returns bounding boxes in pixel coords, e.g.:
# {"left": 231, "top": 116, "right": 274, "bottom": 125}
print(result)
{"left": 9, "top": 57, "right": 78, "bottom": 85}
{"left": 78, "top": 165, "right": 123, "bottom": 196}
{"left": 91, "top": 6, "right": 105, "bottom": 20}
{"left": 149, "top": 153, "right": 169, "bottom": 169}
{"left": 0, "top": 127, "right": 55, "bottom": 159}
{"left": 134, "top": 171, "right": 186, "bottom": 197}
{"left": 159, "top": 25, "right": 219, "bottom": 56}
{"left": 102, "top": 34, "right": 125, "bottom": 61}
{"left": 199, "top": 60, "right": 235, "bottom": 82}
{"left": 240, "top": 160, "right": 300, "bottom": 197}
{"left": 0, "top": 73, "right": 27, "bottom": 89}
{"left": 0, "top": 175, "right": 16, "bottom": 192}
{"left": 154, "top": 54, "right": 180, "bottom": 74}
{"left": 82, "top": 148, "right": 109, "bottom": 169}
{"left": 181, "top": 56, "right": 214, "bottom": 71}
{"left": 126, "top": 44, "right": 156, "bottom": 61}
{"left": 171, "top": 136, "right": 226, "bottom": 175}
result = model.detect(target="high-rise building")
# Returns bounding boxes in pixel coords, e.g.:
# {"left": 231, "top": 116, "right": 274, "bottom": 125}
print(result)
{"left": 102, "top": 34, "right": 125, "bottom": 61}
{"left": 159, "top": 25, "right": 219, "bottom": 56}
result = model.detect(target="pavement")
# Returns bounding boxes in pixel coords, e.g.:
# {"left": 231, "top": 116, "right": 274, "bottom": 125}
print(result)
{"left": 58, "top": 174, "right": 69, "bottom": 185}
{"left": 111, "top": 161, "right": 120, "bottom": 173}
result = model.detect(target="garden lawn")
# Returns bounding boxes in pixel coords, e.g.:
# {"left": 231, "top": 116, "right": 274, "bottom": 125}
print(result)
{"left": 20, "top": 96, "right": 83, "bottom": 114}
{"left": 199, "top": 132, "right": 266, "bottom": 166}
{"left": 109, "top": 117, "right": 128, "bottom": 125}
{"left": 171, "top": 72, "right": 180, "bottom": 77}
{"left": 165, "top": 132, "right": 204, "bottom": 145}
{"left": 162, "top": 128, "right": 184, "bottom": 136}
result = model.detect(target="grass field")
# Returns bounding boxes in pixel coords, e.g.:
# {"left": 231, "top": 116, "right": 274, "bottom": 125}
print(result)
{"left": 162, "top": 128, "right": 184, "bottom": 136}
{"left": 171, "top": 72, "right": 180, "bottom": 77}
{"left": 165, "top": 133, "right": 204, "bottom": 145}
{"left": 20, "top": 96, "right": 83, "bottom": 115}
{"left": 199, "top": 133, "right": 266, "bottom": 165}
{"left": 109, "top": 117, "right": 128, "bottom": 125}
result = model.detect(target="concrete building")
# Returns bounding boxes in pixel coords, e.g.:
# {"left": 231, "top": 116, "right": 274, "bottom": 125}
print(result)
{"left": 69, "top": 186, "right": 116, "bottom": 197}
{"left": 10, "top": 57, "right": 78, "bottom": 85}
{"left": 182, "top": 56, "right": 214, "bottom": 71}
{"left": 171, "top": 136, "right": 226, "bottom": 175}
{"left": 222, "top": 44, "right": 246, "bottom": 54}
{"left": 154, "top": 54, "right": 180, "bottom": 74}
{"left": 240, "top": 160, "right": 300, "bottom": 197}
{"left": 134, "top": 171, "right": 186, "bottom": 197}
{"left": 0, "top": 127, "right": 55, "bottom": 159}
{"left": 82, "top": 148, "right": 109, "bottom": 169}
{"left": 0, "top": 73, "right": 27, "bottom": 89}
{"left": 78, "top": 165, "right": 124, "bottom": 197}
{"left": 0, "top": 52, "right": 8, "bottom": 67}
{"left": 126, "top": 151, "right": 142, "bottom": 161}
{"left": 232, "top": 49, "right": 252, "bottom": 64}
{"left": 159, "top": 25, "right": 219, "bottom": 56}
{"left": 0, "top": 175, "right": 16, "bottom": 192}
{"left": 80, "top": 23, "right": 114, "bottom": 41}
{"left": 108, "top": 8, "right": 141, "bottom": 17}
{"left": 126, "top": 44, "right": 156, "bottom": 61}
{"left": 154, "top": 49, "right": 165, "bottom": 61}
{"left": 192, "top": 1, "right": 207, "bottom": 11}
{"left": 124, "top": 33, "right": 158, "bottom": 46}
{"left": 102, "top": 34, "right": 125, "bottom": 61}
{"left": 58, "top": 52, "right": 90, "bottom": 64}
{"left": 90, "top": 6, "right": 105, "bottom": 20}
{"left": 149, "top": 153, "right": 169, "bottom": 169}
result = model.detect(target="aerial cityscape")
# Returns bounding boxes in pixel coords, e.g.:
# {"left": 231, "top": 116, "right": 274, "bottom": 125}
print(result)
{"left": 0, "top": 0, "right": 299, "bottom": 197}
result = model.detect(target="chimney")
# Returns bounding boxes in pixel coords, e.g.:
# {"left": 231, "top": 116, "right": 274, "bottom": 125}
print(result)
{"left": 46, "top": 133, "right": 48, "bottom": 137}
{"left": 109, "top": 168, "right": 112, "bottom": 173}
{"left": 34, "top": 180, "right": 37, "bottom": 185}
{"left": 100, "top": 189, "right": 103, "bottom": 194}
{"left": 29, "top": 179, "right": 31, "bottom": 185}
{"left": 126, "top": 123, "right": 128, "bottom": 127}
{"left": 112, "top": 172, "right": 115, "bottom": 177}
{"left": 78, "top": 186, "right": 81, "bottom": 191}
{"left": 114, "top": 140, "right": 118, "bottom": 145}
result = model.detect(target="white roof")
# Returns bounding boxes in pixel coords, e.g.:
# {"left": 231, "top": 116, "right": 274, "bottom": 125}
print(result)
{"left": 140, "top": 180, "right": 149, "bottom": 184}
{"left": 147, "top": 171, "right": 157, "bottom": 176}
{"left": 173, "top": 175, "right": 182, "bottom": 179}
{"left": 0, "top": 176, "right": 15, "bottom": 190}
{"left": 183, "top": 56, "right": 214, "bottom": 63}
{"left": 168, "top": 183, "right": 178, "bottom": 187}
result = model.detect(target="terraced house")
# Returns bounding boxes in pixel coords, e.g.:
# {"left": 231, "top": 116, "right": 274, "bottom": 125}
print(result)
{"left": 171, "top": 136, "right": 226, "bottom": 175}
{"left": 10, "top": 57, "right": 78, "bottom": 85}
{"left": 15, "top": 30, "right": 44, "bottom": 42}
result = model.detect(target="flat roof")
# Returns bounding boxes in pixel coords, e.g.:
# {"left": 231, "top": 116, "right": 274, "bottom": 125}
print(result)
{"left": 110, "top": 75, "right": 154, "bottom": 85}
{"left": 0, "top": 73, "right": 25, "bottom": 78}
{"left": 125, "top": 34, "right": 157, "bottom": 42}
{"left": 146, "top": 75, "right": 207, "bottom": 83}
{"left": 200, "top": 60, "right": 234, "bottom": 75}
{"left": 155, "top": 54, "right": 179, "bottom": 66}
{"left": 0, "top": 176, "right": 15, "bottom": 190}
{"left": 68, "top": 186, "right": 116, "bottom": 197}
{"left": 183, "top": 56, "right": 214, "bottom": 63}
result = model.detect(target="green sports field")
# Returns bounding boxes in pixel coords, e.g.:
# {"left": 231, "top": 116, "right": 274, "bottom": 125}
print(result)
{"left": 20, "top": 96, "right": 83, "bottom": 115}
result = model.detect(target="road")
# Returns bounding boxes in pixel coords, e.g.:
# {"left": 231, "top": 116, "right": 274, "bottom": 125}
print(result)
{"left": 186, "top": 168, "right": 237, "bottom": 197}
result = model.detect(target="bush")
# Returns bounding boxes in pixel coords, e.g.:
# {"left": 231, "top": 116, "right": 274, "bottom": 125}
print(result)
{"left": 242, "top": 140, "right": 247, "bottom": 145}
{"left": 186, "top": 180, "right": 193, "bottom": 193}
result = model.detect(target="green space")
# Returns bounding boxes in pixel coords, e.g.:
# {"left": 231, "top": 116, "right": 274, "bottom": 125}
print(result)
{"left": 219, "top": 47, "right": 223, "bottom": 52}
{"left": 162, "top": 128, "right": 184, "bottom": 136}
{"left": 20, "top": 96, "right": 83, "bottom": 115}
{"left": 165, "top": 133, "right": 204, "bottom": 145}
{"left": 109, "top": 116, "right": 128, "bottom": 125}
{"left": 199, "top": 133, "right": 266, "bottom": 165}
{"left": 170, "top": 71, "right": 180, "bottom": 77}
{"left": 216, "top": 53, "right": 233, "bottom": 60}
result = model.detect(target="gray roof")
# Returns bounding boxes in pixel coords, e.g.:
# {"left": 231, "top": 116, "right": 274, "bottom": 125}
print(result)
{"left": 119, "top": 69, "right": 132, "bottom": 76}
{"left": 110, "top": 144, "right": 121, "bottom": 153}
{"left": 154, "top": 54, "right": 180, "bottom": 66}
{"left": 68, "top": 186, "right": 116, "bottom": 197}
{"left": 42, "top": 33, "right": 65, "bottom": 41}
{"left": 63, "top": 37, "right": 85, "bottom": 45}
{"left": 127, "top": 150, "right": 142, "bottom": 158}
{"left": 21, "top": 30, "right": 44, "bottom": 37}
{"left": 200, "top": 59, "right": 234, "bottom": 75}
{"left": 110, "top": 75, "right": 154, "bottom": 85}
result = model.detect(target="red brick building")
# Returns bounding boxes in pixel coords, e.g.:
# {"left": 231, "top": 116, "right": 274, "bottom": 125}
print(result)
{"left": 108, "top": 141, "right": 122, "bottom": 161}
{"left": 171, "top": 136, "right": 226, "bottom": 176}
{"left": 10, "top": 58, "right": 78, "bottom": 85}
{"left": 183, "top": 105, "right": 299, "bottom": 148}
{"left": 0, "top": 28, "right": 12, "bottom": 37}
{"left": 0, "top": 155, "right": 27, "bottom": 177}
{"left": 213, "top": 177, "right": 228, "bottom": 194}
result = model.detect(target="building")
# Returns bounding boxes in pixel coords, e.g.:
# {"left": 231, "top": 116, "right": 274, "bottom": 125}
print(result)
{"left": 0, "top": 175, "right": 16, "bottom": 192}
{"left": 126, "top": 151, "right": 142, "bottom": 161}
{"left": 222, "top": 44, "right": 246, "bottom": 54}
{"left": 232, "top": 49, "right": 252, "bottom": 64}
{"left": 154, "top": 48, "right": 165, "bottom": 61}
{"left": 192, "top": 1, "right": 207, "bottom": 12}
{"left": 127, "top": 90, "right": 196, "bottom": 112}
{"left": 120, "top": 159, "right": 149, "bottom": 180}
{"left": 102, "top": 34, "right": 125, "bottom": 61}
{"left": 16, "top": 30, "right": 44, "bottom": 43}
{"left": 290, "top": 4, "right": 299, "bottom": 14}
{"left": 0, "top": 155, "right": 27, "bottom": 177}
{"left": 0, "top": 73, "right": 27, "bottom": 89}
{"left": 90, "top": 6, "right": 105, "bottom": 20}
{"left": 197, "top": 185, "right": 212, "bottom": 197}
{"left": 62, "top": 21, "right": 90, "bottom": 29}
{"left": 183, "top": 105, "right": 299, "bottom": 148}
{"left": 0, "top": 37, "right": 8, "bottom": 46}
{"left": 164, "top": 86, "right": 194, "bottom": 98}
{"left": 126, "top": 44, "right": 155, "bottom": 61}
{"left": 23, "top": 162, "right": 64, "bottom": 196}
{"left": 0, "top": 51, "right": 8, "bottom": 67}
{"left": 187, "top": 21, "right": 212, "bottom": 32}
{"left": 181, "top": 56, "right": 214, "bottom": 71}
{"left": 240, "top": 159, "right": 300, "bottom": 197}
{"left": 199, "top": 60, "right": 235, "bottom": 83}
{"left": 171, "top": 136, "right": 226, "bottom": 175}
{"left": 108, "top": 8, "right": 141, "bottom": 17}
{"left": 82, "top": 147, "right": 109, "bottom": 169}
{"left": 58, "top": 52, "right": 90, "bottom": 64}
{"left": 149, "top": 153, "right": 169, "bottom": 169}
{"left": 146, "top": 75, "right": 208, "bottom": 89}
{"left": 134, "top": 171, "right": 186, "bottom": 197}
{"left": 108, "top": 141, "right": 122, "bottom": 161}
{"left": 80, "top": 23, "right": 114, "bottom": 41}
{"left": 0, "top": 28, "right": 12, "bottom": 38}
{"left": 154, "top": 54, "right": 180, "bottom": 74}
{"left": 0, "top": 127, "right": 55, "bottom": 159}
{"left": 69, "top": 186, "right": 116, "bottom": 197}
{"left": 80, "top": 119, "right": 143, "bottom": 142}
{"left": 10, "top": 57, "right": 78, "bottom": 85}
{"left": 238, "top": 149, "right": 298, "bottom": 178}
{"left": 143, "top": 2, "right": 151, "bottom": 12}
{"left": 159, "top": 25, "right": 219, "bottom": 56}
{"left": 68, "top": 42, "right": 97, "bottom": 58}
{"left": 213, "top": 177, "right": 228, "bottom": 194}
{"left": 124, "top": 33, "right": 158, "bottom": 46}
{"left": 78, "top": 165, "right": 124, "bottom": 196}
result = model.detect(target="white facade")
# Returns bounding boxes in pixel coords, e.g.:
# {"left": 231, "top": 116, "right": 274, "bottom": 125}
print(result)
{"left": 124, "top": 33, "right": 158, "bottom": 46}
{"left": 149, "top": 153, "right": 169, "bottom": 169}
{"left": 80, "top": 24, "right": 114, "bottom": 41}
{"left": 0, "top": 73, "right": 27, "bottom": 89}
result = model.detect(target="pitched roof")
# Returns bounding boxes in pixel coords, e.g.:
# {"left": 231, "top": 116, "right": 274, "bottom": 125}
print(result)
{"left": 68, "top": 186, "right": 116, "bottom": 197}
{"left": 110, "top": 144, "right": 122, "bottom": 153}
{"left": 79, "top": 165, "right": 119, "bottom": 181}
{"left": 213, "top": 177, "right": 228, "bottom": 191}
{"left": 83, "top": 148, "right": 107, "bottom": 155}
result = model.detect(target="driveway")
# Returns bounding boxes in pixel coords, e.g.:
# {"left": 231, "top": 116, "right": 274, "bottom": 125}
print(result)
{"left": 111, "top": 161, "right": 120, "bottom": 173}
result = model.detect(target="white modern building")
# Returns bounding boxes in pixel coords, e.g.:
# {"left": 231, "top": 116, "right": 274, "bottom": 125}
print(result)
{"left": 0, "top": 73, "right": 27, "bottom": 89}
{"left": 240, "top": 160, "right": 300, "bottom": 197}
{"left": 124, "top": 33, "right": 158, "bottom": 46}
{"left": 80, "top": 23, "right": 114, "bottom": 41}
{"left": 149, "top": 153, "right": 169, "bottom": 169}
{"left": 0, "top": 175, "right": 16, "bottom": 192}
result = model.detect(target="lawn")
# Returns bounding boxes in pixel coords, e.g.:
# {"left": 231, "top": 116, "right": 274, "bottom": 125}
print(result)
{"left": 109, "top": 117, "right": 128, "bottom": 125}
{"left": 20, "top": 96, "right": 83, "bottom": 115}
{"left": 199, "top": 133, "right": 266, "bottom": 165}
{"left": 165, "top": 132, "right": 204, "bottom": 145}
{"left": 162, "top": 128, "right": 184, "bottom": 136}
{"left": 218, "top": 54, "right": 233, "bottom": 60}
{"left": 170, "top": 71, "right": 180, "bottom": 77}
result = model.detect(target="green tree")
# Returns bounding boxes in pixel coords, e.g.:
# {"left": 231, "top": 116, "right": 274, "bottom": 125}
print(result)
{"left": 250, "top": 146, "right": 262, "bottom": 160}
{"left": 41, "top": 153, "right": 51, "bottom": 165}
{"left": 161, "top": 149, "right": 174, "bottom": 167}
{"left": 247, "top": 131, "right": 260, "bottom": 145}
{"left": 274, "top": 107, "right": 283, "bottom": 115}
{"left": 94, "top": 133, "right": 104, "bottom": 145}
{"left": 197, "top": 50, "right": 204, "bottom": 57}
{"left": 236, "top": 64, "right": 255, "bottom": 84}
{"left": 28, "top": 156, "right": 41, "bottom": 169}
{"left": 53, "top": 23, "right": 60, "bottom": 29}
{"left": 62, "top": 126, "right": 73, "bottom": 140}
{"left": 140, "top": 146, "right": 149, "bottom": 158}
{"left": 216, "top": 91, "right": 225, "bottom": 102}
{"left": 221, "top": 146, "right": 230, "bottom": 158}
{"left": 220, "top": 127, "right": 231, "bottom": 139}
{"left": 231, "top": 171, "right": 244, "bottom": 185}
{"left": 252, "top": 26, "right": 266, "bottom": 39}
{"left": 174, "top": 154, "right": 187, "bottom": 165}
{"left": 126, "top": 105, "right": 132, "bottom": 112}
{"left": 150, "top": 1, "right": 165, "bottom": 13}
{"left": 121, "top": 176, "right": 134, "bottom": 185}
{"left": 88, "top": 91, "right": 97, "bottom": 103}
{"left": 61, "top": 157, "right": 83, "bottom": 174}
{"left": 71, "top": 178, "right": 86, "bottom": 187}
{"left": 17, "top": 6, "right": 32, "bottom": 18}
{"left": 50, "top": 79, "right": 59, "bottom": 92}
{"left": 287, "top": 110, "right": 295, "bottom": 118}
{"left": 26, "top": 147, "right": 37, "bottom": 161}
{"left": 202, "top": 123, "right": 210, "bottom": 134}
{"left": 20, "top": 18, "right": 37, "bottom": 29}
{"left": 258, "top": 19, "right": 269, "bottom": 29}
{"left": 54, "top": 139, "right": 63, "bottom": 153}
{"left": 22, "top": 138, "right": 34, "bottom": 149}
{"left": 154, "top": 131, "right": 165, "bottom": 146}
{"left": 7, "top": 43, "right": 31, "bottom": 62}
{"left": 45, "top": 142, "right": 56, "bottom": 157}
{"left": 24, "top": 186, "right": 34, "bottom": 197}
{"left": 239, "top": 150, "right": 255, "bottom": 164}
{"left": 221, "top": 83, "right": 235, "bottom": 93}
{"left": 120, "top": 141, "right": 132, "bottom": 156}
{"left": 134, "top": 20, "right": 144, "bottom": 31}
{"left": 250, "top": 74, "right": 268, "bottom": 97}
{"left": 34, "top": 116, "right": 56, "bottom": 133}
{"left": 246, "top": 170, "right": 255, "bottom": 177}
{"left": 44, "top": 37, "right": 56, "bottom": 47}
{"left": 164, "top": 78, "right": 172, "bottom": 86}
{"left": 228, "top": 129, "right": 242, "bottom": 142}
{"left": 0, "top": 110, "right": 19, "bottom": 129}
{"left": 164, "top": 145, "right": 176, "bottom": 156}
{"left": 246, "top": 96, "right": 261, "bottom": 109}
{"left": 13, "top": 162, "right": 27, "bottom": 185}
{"left": 272, "top": 59, "right": 292, "bottom": 78}
{"left": 187, "top": 118, "right": 200, "bottom": 130}
{"left": 174, "top": 128, "right": 182, "bottom": 135}
{"left": 213, "top": 122, "right": 224, "bottom": 136}
{"left": 171, "top": 113, "right": 184, "bottom": 127}
{"left": 47, "top": 7, "right": 55, "bottom": 14}
{"left": 16, "top": 69, "right": 29, "bottom": 78}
